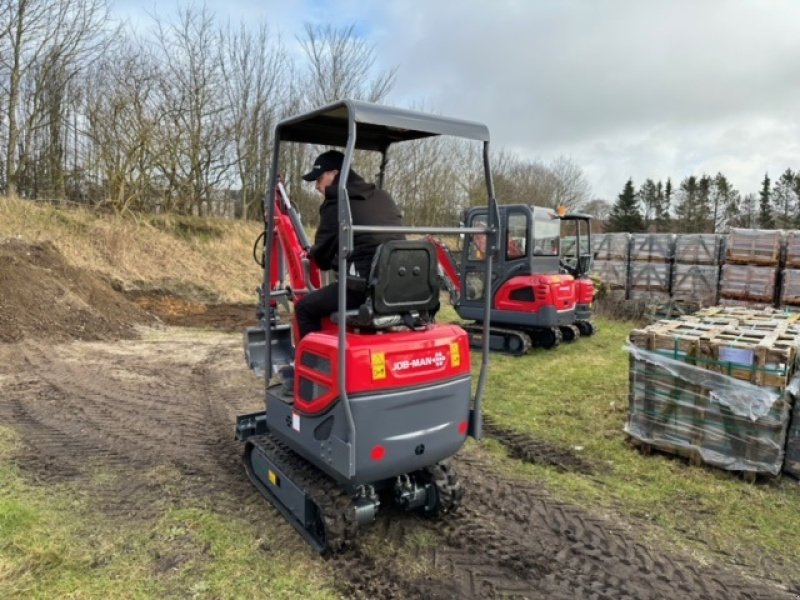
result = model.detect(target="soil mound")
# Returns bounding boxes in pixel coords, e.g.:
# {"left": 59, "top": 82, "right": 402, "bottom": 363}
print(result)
{"left": 0, "top": 237, "right": 156, "bottom": 343}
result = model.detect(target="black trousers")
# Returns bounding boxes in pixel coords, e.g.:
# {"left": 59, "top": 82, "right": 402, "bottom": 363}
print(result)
{"left": 294, "top": 282, "right": 366, "bottom": 339}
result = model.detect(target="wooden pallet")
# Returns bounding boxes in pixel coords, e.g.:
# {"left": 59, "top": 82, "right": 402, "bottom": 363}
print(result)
{"left": 719, "top": 264, "right": 777, "bottom": 303}
{"left": 725, "top": 228, "right": 782, "bottom": 266}
{"left": 696, "top": 328, "right": 799, "bottom": 388}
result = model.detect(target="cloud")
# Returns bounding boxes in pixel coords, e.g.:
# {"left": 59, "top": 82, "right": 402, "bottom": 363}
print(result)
{"left": 109, "top": 0, "right": 800, "bottom": 200}
{"left": 368, "top": 0, "right": 800, "bottom": 198}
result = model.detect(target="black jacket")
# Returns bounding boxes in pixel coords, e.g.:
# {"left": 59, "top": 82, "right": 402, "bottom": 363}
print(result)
{"left": 310, "top": 172, "right": 404, "bottom": 276}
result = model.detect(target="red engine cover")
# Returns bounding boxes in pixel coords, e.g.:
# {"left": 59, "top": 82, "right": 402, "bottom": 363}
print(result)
{"left": 575, "top": 278, "right": 595, "bottom": 304}
{"left": 495, "top": 274, "right": 576, "bottom": 312}
{"left": 292, "top": 324, "right": 471, "bottom": 415}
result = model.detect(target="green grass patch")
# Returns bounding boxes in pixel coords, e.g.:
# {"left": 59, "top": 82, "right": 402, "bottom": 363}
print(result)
{"left": 474, "top": 317, "right": 800, "bottom": 578}
{"left": 0, "top": 426, "right": 336, "bottom": 599}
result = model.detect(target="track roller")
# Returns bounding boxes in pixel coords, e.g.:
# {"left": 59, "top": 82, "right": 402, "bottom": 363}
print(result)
{"left": 533, "top": 326, "right": 562, "bottom": 349}
{"left": 575, "top": 320, "right": 597, "bottom": 336}
{"left": 559, "top": 324, "right": 581, "bottom": 343}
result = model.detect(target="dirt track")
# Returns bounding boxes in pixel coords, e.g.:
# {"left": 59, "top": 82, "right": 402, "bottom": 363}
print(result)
{"left": 0, "top": 318, "right": 796, "bottom": 599}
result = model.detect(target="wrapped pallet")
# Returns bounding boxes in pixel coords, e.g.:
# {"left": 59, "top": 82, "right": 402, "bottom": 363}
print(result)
{"left": 719, "top": 263, "right": 777, "bottom": 305}
{"left": 594, "top": 232, "right": 630, "bottom": 261}
{"left": 725, "top": 228, "right": 782, "bottom": 266}
{"left": 785, "top": 231, "right": 800, "bottom": 269}
{"left": 671, "top": 264, "right": 719, "bottom": 306}
{"left": 674, "top": 234, "right": 723, "bottom": 265}
{"left": 629, "top": 261, "right": 671, "bottom": 302}
{"left": 626, "top": 309, "right": 800, "bottom": 476}
{"left": 629, "top": 233, "right": 675, "bottom": 263}
{"left": 590, "top": 260, "right": 628, "bottom": 291}
{"left": 781, "top": 269, "right": 800, "bottom": 309}
{"left": 784, "top": 391, "right": 800, "bottom": 478}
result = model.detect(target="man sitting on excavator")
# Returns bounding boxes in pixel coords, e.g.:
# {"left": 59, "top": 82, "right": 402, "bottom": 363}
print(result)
{"left": 294, "top": 150, "right": 405, "bottom": 339}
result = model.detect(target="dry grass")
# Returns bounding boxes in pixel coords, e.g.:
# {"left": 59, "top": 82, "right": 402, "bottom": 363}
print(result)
{"left": 0, "top": 195, "right": 263, "bottom": 303}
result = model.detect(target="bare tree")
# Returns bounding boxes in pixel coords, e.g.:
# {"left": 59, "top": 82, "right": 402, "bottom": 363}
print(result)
{"left": 84, "top": 37, "right": 161, "bottom": 211}
{"left": 150, "top": 4, "right": 232, "bottom": 215}
{"left": 220, "top": 22, "right": 287, "bottom": 219}
{"left": 299, "top": 23, "right": 396, "bottom": 107}
{"left": 0, "top": 0, "right": 109, "bottom": 198}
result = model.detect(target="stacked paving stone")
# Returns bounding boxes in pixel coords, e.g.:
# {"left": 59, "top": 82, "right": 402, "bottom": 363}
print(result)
{"left": 590, "top": 233, "right": 629, "bottom": 299}
{"left": 719, "top": 228, "right": 782, "bottom": 309}
{"left": 780, "top": 231, "right": 800, "bottom": 311}
{"left": 626, "top": 305, "right": 800, "bottom": 477}
{"left": 671, "top": 234, "right": 723, "bottom": 309}
{"left": 627, "top": 234, "right": 674, "bottom": 303}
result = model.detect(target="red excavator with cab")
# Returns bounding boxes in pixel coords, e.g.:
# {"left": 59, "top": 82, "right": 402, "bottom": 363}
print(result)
{"left": 430, "top": 204, "right": 596, "bottom": 355}
{"left": 236, "top": 100, "right": 498, "bottom": 553}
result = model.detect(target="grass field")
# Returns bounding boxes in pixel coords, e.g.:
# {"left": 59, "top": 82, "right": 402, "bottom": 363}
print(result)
{"left": 0, "top": 427, "right": 335, "bottom": 599}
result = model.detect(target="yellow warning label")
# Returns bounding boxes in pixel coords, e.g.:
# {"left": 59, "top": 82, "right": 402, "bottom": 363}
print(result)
{"left": 372, "top": 352, "right": 386, "bottom": 380}
{"left": 551, "top": 275, "right": 561, "bottom": 283}
{"left": 268, "top": 469, "right": 279, "bottom": 486}
{"left": 450, "top": 342, "right": 461, "bottom": 367}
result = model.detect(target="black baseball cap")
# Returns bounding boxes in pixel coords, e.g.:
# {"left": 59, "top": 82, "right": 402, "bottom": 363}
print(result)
{"left": 302, "top": 150, "right": 345, "bottom": 181}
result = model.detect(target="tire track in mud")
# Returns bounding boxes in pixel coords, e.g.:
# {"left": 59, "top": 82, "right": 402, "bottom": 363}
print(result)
{"left": 0, "top": 334, "right": 795, "bottom": 599}
{"left": 483, "top": 414, "right": 598, "bottom": 474}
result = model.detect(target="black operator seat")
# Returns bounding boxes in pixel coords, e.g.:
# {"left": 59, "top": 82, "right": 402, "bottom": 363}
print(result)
{"left": 336, "top": 240, "right": 441, "bottom": 330}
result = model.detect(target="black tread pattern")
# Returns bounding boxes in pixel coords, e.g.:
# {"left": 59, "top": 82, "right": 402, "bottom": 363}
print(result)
{"left": 246, "top": 433, "right": 359, "bottom": 552}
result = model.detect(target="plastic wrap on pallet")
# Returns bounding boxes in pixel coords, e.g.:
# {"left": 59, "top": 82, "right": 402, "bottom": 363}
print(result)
{"left": 630, "top": 261, "right": 670, "bottom": 292}
{"left": 719, "top": 263, "right": 777, "bottom": 303}
{"left": 725, "top": 228, "right": 782, "bottom": 266}
{"left": 671, "top": 264, "right": 719, "bottom": 305}
{"left": 629, "top": 233, "right": 675, "bottom": 262}
{"left": 783, "top": 388, "right": 800, "bottom": 478}
{"left": 626, "top": 344, "right": 798, "bottom": 475}
{"left": 785, "top": 231, "right": 800, "bottom": 268}
{"left": 590, "top": 259, "right": 627, "bottom": 289}
{"left": 594, "top": 232, "right": 629, "bottom": 261}
{"left": 674, "top": 234, "right": 723, "bottom": 265}
{"left": 781, "top": 269, "right": 800, "bottom": 307}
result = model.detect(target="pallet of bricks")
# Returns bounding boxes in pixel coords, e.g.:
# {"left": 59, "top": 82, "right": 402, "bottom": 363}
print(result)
{"left": 781, "top": 230, "right": 800, "bottom": 312}
{"left": 628, "top": 233, "right": 674, "bottom": 312}
{"left": 590, "top": 233, "right": 629, "bottom": 301}
{"left": 626, "top": 305, "right": 800, "bottom": 477}
{"left": 671, "top": 234, "right": 723, "bottom": 314}
{"left": 719, "top": 228, "right": 782, "bottom": 309}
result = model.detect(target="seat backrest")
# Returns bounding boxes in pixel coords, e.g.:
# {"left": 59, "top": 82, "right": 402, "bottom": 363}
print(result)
{"left": 367, "top": 240, "right": 440, "bottom": 315}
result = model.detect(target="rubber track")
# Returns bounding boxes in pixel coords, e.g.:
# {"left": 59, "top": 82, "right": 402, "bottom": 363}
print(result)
{"left": 247, "top": 433, "right": 359, "bottom": 552}
{"left": 463, "top": 323, "right": 532, "bottom": 356}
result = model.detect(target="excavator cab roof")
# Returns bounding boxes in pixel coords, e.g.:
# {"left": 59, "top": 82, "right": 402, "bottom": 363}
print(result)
{"left": 275, "top": 99, "right": 490, "bottom": 152}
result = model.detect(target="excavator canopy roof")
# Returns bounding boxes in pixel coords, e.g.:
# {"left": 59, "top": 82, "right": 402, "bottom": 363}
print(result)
{"left": 275, "top": 99, "right": 490, "bottom": 151}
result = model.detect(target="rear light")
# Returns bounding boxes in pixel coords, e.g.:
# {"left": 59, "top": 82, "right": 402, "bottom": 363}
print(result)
{"left": 370, "top": 445, "right": 386, "bottom": 461}
{"left": 458, "top": 421, "right": 468, "bottom": 435}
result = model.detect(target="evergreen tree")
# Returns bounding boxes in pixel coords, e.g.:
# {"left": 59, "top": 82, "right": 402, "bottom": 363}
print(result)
{"left": 758, "top": 172, "right": 774, "bottom": 229}
{"left": 606, "top": 178, "right": 643, "bottom": 232}
{"left": 793, "top": 173, "right": 800, "bottom": 228}
{"left": 674, "top": 176, "right": 700, "bottom": 232}
{"left": 714, "top": 173, "right": 741, "bottom": 232}
{"left": 653, "top": 179, "right": 670, "bottom": 231}
{"left": 772, "top": 168, "right": 796, "bottom": 228}
{"left": 696, "top": 174, "right": 713, "bottom": 232}
{"left": 664, "top": 178, "right": 673, "bottom": 230}
{"left": 638, "top": 179, "right": 658, "bottom": 229}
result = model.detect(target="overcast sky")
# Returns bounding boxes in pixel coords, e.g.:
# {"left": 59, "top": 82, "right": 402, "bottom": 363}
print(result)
{"left": 112, "top": 0, "right": 800, "bottom": 201}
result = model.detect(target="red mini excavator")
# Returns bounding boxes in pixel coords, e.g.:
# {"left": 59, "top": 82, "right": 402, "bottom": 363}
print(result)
{"left": 430, "top": 204, "right": 596, "bottom": 355}
{"left": 236, "top": 100, "right": 498, "bottom": 553}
